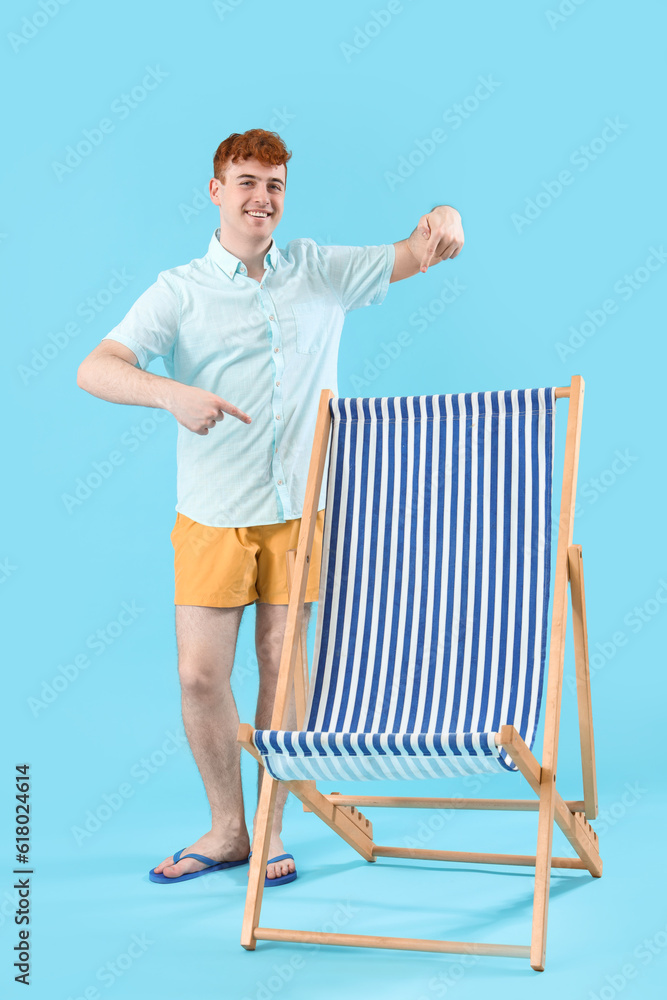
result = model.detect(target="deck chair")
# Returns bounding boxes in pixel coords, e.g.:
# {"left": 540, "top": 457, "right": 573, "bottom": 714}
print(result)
{"left": 238, "top": 375, "right": 600, "bottom": 971}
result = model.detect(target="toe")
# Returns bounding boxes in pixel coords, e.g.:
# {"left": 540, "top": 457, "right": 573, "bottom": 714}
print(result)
{"left": 163, "top": 859, "right": 192, "bottom": 879}
{"left": 266, "top": 858, "right": 295, "bottom": 879}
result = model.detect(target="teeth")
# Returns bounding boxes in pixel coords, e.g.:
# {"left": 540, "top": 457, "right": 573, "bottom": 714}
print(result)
{"left": 247, "top": 211, "right": 268, "bottom": 217}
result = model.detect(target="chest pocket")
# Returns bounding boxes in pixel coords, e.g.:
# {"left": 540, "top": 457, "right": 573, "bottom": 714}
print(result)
{"left": 291, "top": 301, "right": 323, "bottom": 354}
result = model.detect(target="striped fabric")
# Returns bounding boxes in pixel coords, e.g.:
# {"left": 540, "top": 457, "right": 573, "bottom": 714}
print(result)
{"left": 254, "top": 388, "right": 556, "bottom": 781}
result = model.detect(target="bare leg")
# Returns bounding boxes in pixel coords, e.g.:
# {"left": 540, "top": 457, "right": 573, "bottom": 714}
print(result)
{"left": 153, "top": 604, "right": 251, "bottom": 879}
{"left": 250, "top": 601, "right": 312, "bottom": 880}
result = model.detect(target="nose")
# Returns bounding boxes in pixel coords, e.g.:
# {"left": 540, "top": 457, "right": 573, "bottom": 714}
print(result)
{"left": 252, "top": 185, "right": 273, "bottom": 203}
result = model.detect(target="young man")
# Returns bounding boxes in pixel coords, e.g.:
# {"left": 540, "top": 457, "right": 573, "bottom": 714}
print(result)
{"left": 77, "top": 128, "right": 464, "bottom": 886}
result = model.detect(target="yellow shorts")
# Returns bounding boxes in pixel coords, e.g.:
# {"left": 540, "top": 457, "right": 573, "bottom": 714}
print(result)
{"left": 171, "top": 510, "right": 325, "bottom": 607}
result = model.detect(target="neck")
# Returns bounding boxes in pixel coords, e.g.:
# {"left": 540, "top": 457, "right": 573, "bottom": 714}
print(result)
{"left": 217, "top": 223, "right": 273, "bottom": 275}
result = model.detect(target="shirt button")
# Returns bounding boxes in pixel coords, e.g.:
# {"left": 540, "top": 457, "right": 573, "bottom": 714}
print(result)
{"left": 276, "top": 380, "right": 280, "bottom": 386}
{"left": 274, "top": 347, "right": 279, "bottom": 353}
{"left": 269, "top": 314, "right": 275, "bottom": 321}
{"left": 277, "top": 480, "right": 283, "bottom": 485}
{"left": 275, "top": 414, "right": 281, "bottom": 420}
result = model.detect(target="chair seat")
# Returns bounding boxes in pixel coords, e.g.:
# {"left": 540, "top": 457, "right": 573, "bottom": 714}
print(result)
{"left": 253, "top": 728, "right": 516, "bottom": 781}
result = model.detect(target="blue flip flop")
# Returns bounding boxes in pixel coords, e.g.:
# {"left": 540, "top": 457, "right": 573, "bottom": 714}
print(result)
{"left": 149, "top": 848, "right": 250, "bottom": 884}
{"left": 248, "top": 851, "right": 297, "bottom": 887}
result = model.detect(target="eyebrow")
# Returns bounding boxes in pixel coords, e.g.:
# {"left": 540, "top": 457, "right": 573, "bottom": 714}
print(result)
{"left": 236, "top": 173, "right": 284, "bottom": 186}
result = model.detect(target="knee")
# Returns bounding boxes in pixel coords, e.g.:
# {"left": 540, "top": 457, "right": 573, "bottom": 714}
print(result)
{"left": 178, "top": 659, "right": 227, "bottom": 697}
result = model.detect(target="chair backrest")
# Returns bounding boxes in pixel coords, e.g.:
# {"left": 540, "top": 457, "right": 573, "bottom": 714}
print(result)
{"left": 304, "top": 389, "right": 557, "bottom": 753}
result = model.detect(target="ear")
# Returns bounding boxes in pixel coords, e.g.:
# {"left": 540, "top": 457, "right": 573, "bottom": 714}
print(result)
{"left": 209, "top": 177, "right": 222, "bottom": 205}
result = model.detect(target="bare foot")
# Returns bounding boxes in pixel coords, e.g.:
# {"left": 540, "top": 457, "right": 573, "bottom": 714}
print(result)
{"left": 153, "top": 828, "right": 250, "bottom": 879}
{"left": 249, "top": 830, "right": 296, "bottom": 881}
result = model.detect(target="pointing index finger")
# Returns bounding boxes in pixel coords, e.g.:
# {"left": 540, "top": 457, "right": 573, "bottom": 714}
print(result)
{"left": 217, "top": 399, "right": 252, "bottom": 423}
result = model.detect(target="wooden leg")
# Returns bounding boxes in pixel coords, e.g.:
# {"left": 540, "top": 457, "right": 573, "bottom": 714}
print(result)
{"left": 531, "top": 771, "right": 556, "bottom": 971}
{"left": 496, "top": 723, "right": 601, "bottom": 971}
{"left": 568, "top": 544, "right": 598, "bottom": 820}
{"left": 240, "top": 767, "right": 279, "bottom": 950}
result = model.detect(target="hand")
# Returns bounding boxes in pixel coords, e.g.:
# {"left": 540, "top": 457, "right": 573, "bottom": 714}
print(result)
{"left": 167, "top": 384, "right": 251, "bottom": 435}
{"left": 410, "top": 205, "right": 464, "bottom": 273}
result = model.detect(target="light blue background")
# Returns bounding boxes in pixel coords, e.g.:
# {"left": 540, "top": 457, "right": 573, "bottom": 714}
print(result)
{"left": 4, "top": 1, "right": 666, "bottom": 997}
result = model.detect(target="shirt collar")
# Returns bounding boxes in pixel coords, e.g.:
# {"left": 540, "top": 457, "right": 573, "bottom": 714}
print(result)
{"left": 208, "top": 228, "right": 280, "bottom": 279}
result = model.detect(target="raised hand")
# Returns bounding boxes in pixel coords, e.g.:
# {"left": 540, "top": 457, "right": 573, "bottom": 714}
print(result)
{"left": 411, "top": 206, "right": 465, "bottom": 273}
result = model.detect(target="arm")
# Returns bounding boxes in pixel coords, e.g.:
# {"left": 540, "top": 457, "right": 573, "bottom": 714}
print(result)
{"left": 77, "top": 340, "right": 251, "bottom": 435}
{"left": 391, "top": 205, "right": 464, "bottom": 283}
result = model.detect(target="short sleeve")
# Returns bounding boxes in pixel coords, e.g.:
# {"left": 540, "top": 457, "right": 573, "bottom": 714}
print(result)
{"left": 315, "top": 243, "right": 395, "bottom": 313}
{"left": 102, "top": 273, "right": 180, "bottom": 369}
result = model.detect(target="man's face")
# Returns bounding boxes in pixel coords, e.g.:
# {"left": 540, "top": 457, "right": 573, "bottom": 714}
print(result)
{"left": 210, "top": 156, "right": 286, "bottom": 240}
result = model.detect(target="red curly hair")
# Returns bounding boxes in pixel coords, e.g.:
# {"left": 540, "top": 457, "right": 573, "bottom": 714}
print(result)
{"left": 213, "top": 129, "right": 292, "bottom": 183}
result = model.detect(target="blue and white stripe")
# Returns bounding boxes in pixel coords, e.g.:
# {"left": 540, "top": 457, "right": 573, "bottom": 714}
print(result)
{"left": 255, "top": 388, "right": 556, "bottom": 781}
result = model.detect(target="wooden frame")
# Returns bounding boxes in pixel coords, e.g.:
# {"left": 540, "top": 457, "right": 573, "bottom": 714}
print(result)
{"left": 237, "top": 375, "right": 600, "bottom": 971}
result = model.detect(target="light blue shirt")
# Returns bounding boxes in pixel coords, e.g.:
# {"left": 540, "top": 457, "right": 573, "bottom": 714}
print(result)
{"left": 103, "top": 229, "right": 395, "bottom": 527}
